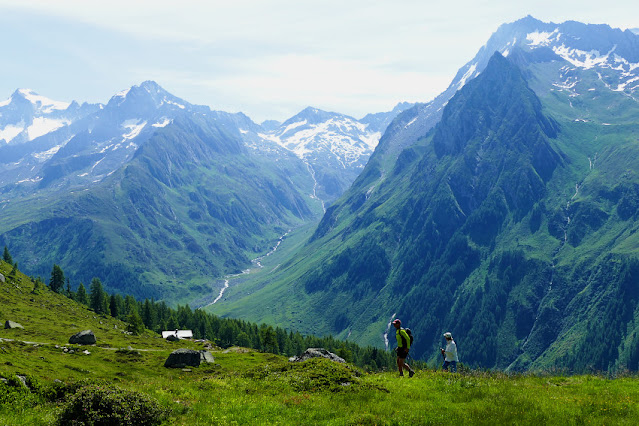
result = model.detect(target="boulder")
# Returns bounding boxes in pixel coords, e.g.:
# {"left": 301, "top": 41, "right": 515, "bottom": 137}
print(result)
{"left": 165, "top": 334, "right": 180, "bottom": 342}
{"left": 0, "top": 273, "right": 5, "bottom": 283}
{"left": 164, "top": 348, "right": 215, "bottom": 368}
{"left": 69, "top": 330, "right": 96, "bottom": 345}
{"left": 289, "top": 348, "right": 346, "bottom": 363}
{"left": 4, "top": 321, "right": 24, "bottom": 329}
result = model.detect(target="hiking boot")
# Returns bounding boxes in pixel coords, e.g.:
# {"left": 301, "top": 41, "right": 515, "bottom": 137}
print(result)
{"left": 409, "top": 370, "right": 415, "bottom": 378}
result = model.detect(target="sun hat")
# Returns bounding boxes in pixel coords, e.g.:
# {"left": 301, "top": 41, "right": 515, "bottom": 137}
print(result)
{"left": 443, "top": 332, "right": 452, "bottom": 339}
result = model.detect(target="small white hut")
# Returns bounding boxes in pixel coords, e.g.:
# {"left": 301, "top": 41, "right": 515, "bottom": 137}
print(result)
{"left": 161, "top": 329, "right": 193, "bottom": 339}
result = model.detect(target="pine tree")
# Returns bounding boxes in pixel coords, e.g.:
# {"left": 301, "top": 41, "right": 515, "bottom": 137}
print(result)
{"left": 65, "top": 279, "right": 73, "bottom": 299}
{"left": 49, "top": 264, "right": 65, "bottom": 293}
{"left": 109, "top": 294, "right": 119, "bottom": 318}
{"left": 9, "top": 262, "right": 18, "bottom": 277}
{"left": 259, "top": 325, "right": 280, "bottom": 354}
{"left": 89, "top": 277, "right": 107, "bottom": 314}
{"left": 124, "top": 295, "right": 137, "bottom": 317}
{"left": 32, "top": 277, "right": 45, "bottom": 294}
{"left": 76, "top": 282, "right": 89, "bottom": 306}
{"left": 127, "top": 307, "right": 145, "bottom": 335}
{"left": 2, "top": 246, "right": 12, "bottom": 265}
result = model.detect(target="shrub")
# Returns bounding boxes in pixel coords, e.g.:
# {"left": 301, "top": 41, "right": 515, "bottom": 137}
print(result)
{"left": 0, "top": 374, "right": 41, "bottom": 406}
{"left": 56, "top": 385, "right": 170, "bottom": 425}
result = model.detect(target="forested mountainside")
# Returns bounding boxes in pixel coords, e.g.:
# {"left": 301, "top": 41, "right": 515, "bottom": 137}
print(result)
{"left": 0, "top": 82, "right": 407, "bottom": 301}
{"left": 211, "top": 18, "right": 639, "bottom": 372}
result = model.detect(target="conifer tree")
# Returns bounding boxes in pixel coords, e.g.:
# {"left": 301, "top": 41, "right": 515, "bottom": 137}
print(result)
{"left": 65, "top": 279, "right": 73, "bottom": 299}
{"left": 109, "top": 294, "right": 119, "bottom": 318}
{"left": 49, "top": 264, "right": 65, "bottom": 293}
{"left": 127, "top": 307, "right": 145, "bottom": 335}
{"left": 76, "top": 282, "right": 89, "bottom": 306}
{"left": 89, "top": 277, "right": 107, "bottom": 314}
{"left": 2, "top": 246, "right": 12, "bottom": 265}
{"left": 9, "top": 262, "right": 18, "bottom": 277}
{"left": 124, "top": 295, "right": 137, "bottom": 317}
{"left": 259, "top": 325, "right": 280, "bottom": 354}
{"left": 32, "top": 277, "right": 45, "bottom": 294}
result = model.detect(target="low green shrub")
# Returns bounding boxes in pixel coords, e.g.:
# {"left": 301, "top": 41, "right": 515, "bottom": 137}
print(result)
{"left": 0, "top": 374, "right": 42, "bottom": 407}
{"left": 56, "top": 384, "right": 170, "bottom": 425}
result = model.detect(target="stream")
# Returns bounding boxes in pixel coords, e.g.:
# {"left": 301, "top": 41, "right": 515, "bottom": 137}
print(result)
{"left": 201, "top": 230, "right": 290, "bottom": 308}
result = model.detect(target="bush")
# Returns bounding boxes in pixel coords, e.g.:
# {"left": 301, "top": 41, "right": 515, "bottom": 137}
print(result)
{"left": 0, "top": 374, "right": 53, "bottom": 407}
{"left": 56, "top": 385, "right": 169, "bottom": 425}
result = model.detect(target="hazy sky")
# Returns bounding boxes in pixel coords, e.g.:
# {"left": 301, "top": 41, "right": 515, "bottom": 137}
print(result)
{"left": 1, "top": 0, "right": 637, "bottom": 122}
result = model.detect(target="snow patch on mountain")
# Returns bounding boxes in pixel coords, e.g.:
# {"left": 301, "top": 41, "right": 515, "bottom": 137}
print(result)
{"left": 162, "top": 99, "right": 185, "bottom": 109}
{"left": 32, "top": 143, "right": 66, "bottom": 161}
{"left": 27, "top": 117, "right": 70, "bottom": 140}
{"left": 122, "top": 119, "right": 147, "bottom": 140}
{"left": 0, "top": 123, "right": 24, "bottom": 143}
{"left": 526, "top": 29, "right": 560, "bottom": 46}
{"left": 263, "top": 114, "right": 381, "bottom": 167}
{"left": 553, "top": 45, "right": 616, "bottom": 69}
{"left": 404, "top": 117, "right": 418, "bottom": 128}
{"left": 457, "top": 63, "right": 478, "bottom": 90}
{"left": 152, "top": 117, "right": 172, "bottom": 127}
{"left": 115, "top": 88, "right": 130, "bottom": 99}
{"left": 281, "top": 120, "right": 307, "bottom": 136}
{"left": 18, "top": 89, "right": 70, "bottom": 113}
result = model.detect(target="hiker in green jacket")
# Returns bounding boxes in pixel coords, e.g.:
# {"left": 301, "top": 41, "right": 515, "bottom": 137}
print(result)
{"left": 393, "top": 319, "right": 415, "bottom": 377}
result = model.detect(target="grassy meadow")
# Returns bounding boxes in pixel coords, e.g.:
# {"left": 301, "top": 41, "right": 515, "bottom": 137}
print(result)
{"left": 2, "top": 261, "right": 639, "bottom": 425}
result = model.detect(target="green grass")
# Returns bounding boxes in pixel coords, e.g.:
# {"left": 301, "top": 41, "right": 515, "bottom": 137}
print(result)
{"left": 3, "top": 341, "right": 639, "bottom": 425}
{"left": 2, "top": 260, "right": 639, "bottom": 425}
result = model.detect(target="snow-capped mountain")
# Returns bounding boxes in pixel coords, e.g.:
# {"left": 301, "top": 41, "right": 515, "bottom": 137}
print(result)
{"left": 458, "top": 16, "right": 639, "bottom": 98}
{"left": 0, "top": 81, "right": 410, "bottom": 207}
{"left": 0, "top": 89, "right": 98, "bottom": 146}
{"left": 255, "top": 105, "right": 410, "bottom": 203}
{"left": 263, "top": 107, "right": 379, "bottom": 167}
{"left": 0, "top": 81, "right": 260, "bottom": 194}
{"left": 373, "top": 16, "right": 639, "bottom": 167}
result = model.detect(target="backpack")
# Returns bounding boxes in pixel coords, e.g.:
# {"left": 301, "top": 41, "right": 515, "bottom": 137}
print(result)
{"left": 405, "top": 328, "right": 414, "bottom": 346}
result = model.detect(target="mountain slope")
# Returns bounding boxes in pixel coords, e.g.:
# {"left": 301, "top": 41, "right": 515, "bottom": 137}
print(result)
{"left": 0, "top": 84, "right": 324, "bottom": 301}
{"left": 258, "top": 105, "right": 411, "bottom": 204}
{"left": 212, "top": 32, "right": 639, "bottom": 373}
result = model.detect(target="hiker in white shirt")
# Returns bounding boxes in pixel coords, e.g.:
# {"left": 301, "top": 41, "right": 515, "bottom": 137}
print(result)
{"left": 440, "top": 332, "right": 458, "bottom": 372}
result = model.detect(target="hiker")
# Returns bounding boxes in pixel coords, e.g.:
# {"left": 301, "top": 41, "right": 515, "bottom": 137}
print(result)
{"left": 440, "top": 332, "right": 458, "bottom": 372}
{"left": 392, "top": 319, "right": 415, "bottom": 377}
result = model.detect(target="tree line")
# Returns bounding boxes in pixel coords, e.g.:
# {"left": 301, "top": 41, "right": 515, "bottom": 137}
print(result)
{"left": 3, "top": 246, "right": 397, "bottom": 371}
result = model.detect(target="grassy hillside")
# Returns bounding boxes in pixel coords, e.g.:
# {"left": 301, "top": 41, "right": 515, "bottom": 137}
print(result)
{"left": 3, "top": 258, "right": 639, "bottom": 425}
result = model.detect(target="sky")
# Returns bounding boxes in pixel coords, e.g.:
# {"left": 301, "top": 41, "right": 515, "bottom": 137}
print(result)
{"left": 1, "top": 1, "right": 638, "bottom": 123}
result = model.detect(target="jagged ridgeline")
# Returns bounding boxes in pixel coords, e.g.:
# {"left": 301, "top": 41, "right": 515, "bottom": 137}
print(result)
{"left": 215, "top": 50, "right": 639, "bottom": 373}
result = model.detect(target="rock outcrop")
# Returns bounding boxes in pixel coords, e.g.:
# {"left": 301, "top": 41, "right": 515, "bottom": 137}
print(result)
{"left": 164, "top": 349, "right": 215, "bottom": 368}
{"left": 69, "top": 330, "right": 97, "bottom": 345}
{"left": 289, "top": 348, "right": 345, "bottom": 363}
{"left": 4, "top": 321, "right": 24, "bottom": 329}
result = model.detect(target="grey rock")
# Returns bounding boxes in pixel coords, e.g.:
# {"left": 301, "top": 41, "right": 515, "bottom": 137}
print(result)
{"left": 289, "top": 348, "right": 346, "bottom": 363}
{"left": 164, "top": 349, "right": 215, "bottom": 368}
{"left": 200, "top": 351, "right": 215, "bottom": 363}
{"left": 16, "top": 375, "right": 27, "bottom": 387}
{"left": 4, "top": 321, "right": 24, "bottom": 329}
{"left": 166, "top": 334, "right": 180, "bottom": 342}
{"left": 0, "top": 273, "right": 4, "bottom": 283}
{"left": 69, "top": 330, "right": 96, "bottom": 345}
